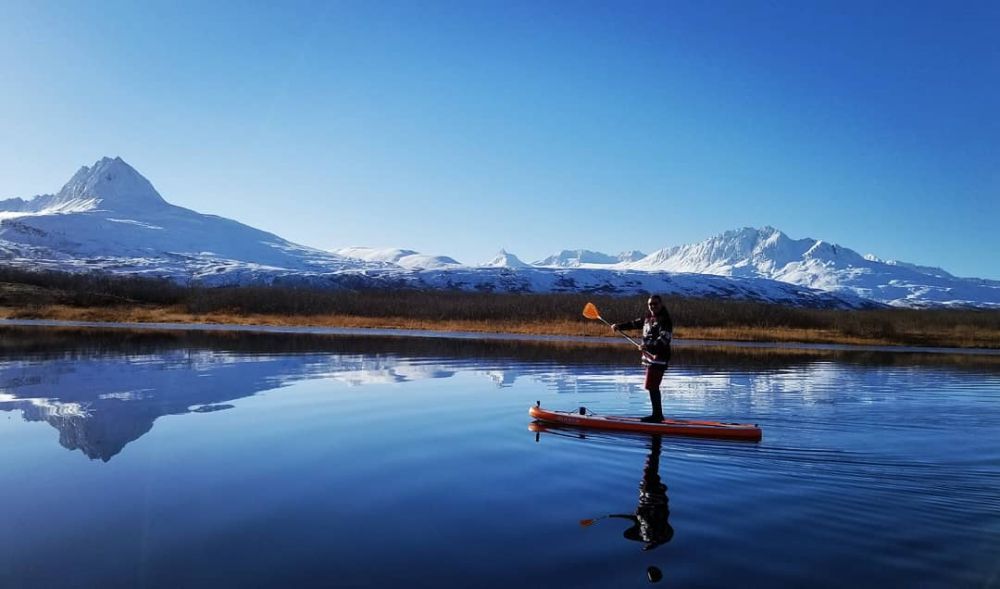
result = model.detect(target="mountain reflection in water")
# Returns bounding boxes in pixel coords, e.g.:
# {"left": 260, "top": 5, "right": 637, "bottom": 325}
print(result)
{"left": 2, "top": 326, "right": 999, "bottom": 588}
{"left": 1, "top": 326, "right": 998, "bottom": 462}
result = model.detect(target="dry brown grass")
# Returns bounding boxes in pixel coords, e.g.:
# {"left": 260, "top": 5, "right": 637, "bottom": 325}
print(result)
{"left": 4, "top": 304, "right": 999, "bottom": 349}
{"left": 3, "top": 267, "right": 998, "bottom": 349}
{"left": 2, "top": 304, "right": 599, "bottom": 334}
{"left": 675, "top": 326, "right": 1000, "bottom": 349}
{"left": 677, "top": 326, "right": 890, "bottom": 346}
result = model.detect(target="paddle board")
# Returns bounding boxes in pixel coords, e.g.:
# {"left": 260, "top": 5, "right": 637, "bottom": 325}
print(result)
{"left": 529, "top": 404, "right": 762, "bottom": 441}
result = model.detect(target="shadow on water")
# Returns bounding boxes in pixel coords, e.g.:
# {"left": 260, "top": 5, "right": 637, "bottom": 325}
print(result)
{"left": 1, "top": 325, "right": 998, "bottom": 462}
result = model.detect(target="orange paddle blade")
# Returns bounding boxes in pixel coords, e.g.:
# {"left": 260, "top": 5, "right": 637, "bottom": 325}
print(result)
{"left": 579, "top": 519, "right": 597, "bottom": 527}
{"left": 582, "top": 302, "right": 601, "bottom": 320}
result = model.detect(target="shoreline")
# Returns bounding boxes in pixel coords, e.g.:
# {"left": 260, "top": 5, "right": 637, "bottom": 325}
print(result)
{"left": 2, "top": 304, "right": 998, "bottom": 351}
{"left": 3, "top": 317, "right": 998, "bottom": 357}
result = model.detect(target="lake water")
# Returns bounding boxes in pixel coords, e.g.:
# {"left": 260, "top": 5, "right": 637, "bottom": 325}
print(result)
{"left": 1, "top": 327, "right": 998, "bottom": 588}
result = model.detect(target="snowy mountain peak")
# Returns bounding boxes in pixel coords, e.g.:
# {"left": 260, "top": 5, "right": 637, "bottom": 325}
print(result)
{"left": 483, "top": 249, "right": 529, "bottom": 268}
{"left": 533, "top": 248, "right": 650, "bottom": 267}
{"left": 331, "top": 246, "right": 461, "bottom": 270}
{"left": 53, "top": 157, "right": 167, "bottom": 212}
{"left": 3, "top": 157, "right": 998, "bottom": 308}
{"left": 631, "top": 226, "right": 802, "bottom": 275}
{"left": 719, "top": 226, "right": 790, "bottom": 255}
{"left": 616, "top": 250, "right": 647, "bottom": 263}
{"left": 534, "top": 249, "right": 620, "bottom": 267}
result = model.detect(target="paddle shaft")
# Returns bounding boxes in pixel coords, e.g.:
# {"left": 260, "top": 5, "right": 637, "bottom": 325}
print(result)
{"left": 598, "top": 315, "right": 643, "bottom": 349}
{"left": 583, "top": 302, "right": 645, "bottom": 352}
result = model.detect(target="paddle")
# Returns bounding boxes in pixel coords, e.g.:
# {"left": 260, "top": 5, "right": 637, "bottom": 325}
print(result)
{"left": 582, "top": 302, "right": 643, "bottom": 350}
{"left": 579, "top": 514, "right": 628, "bottom": 527}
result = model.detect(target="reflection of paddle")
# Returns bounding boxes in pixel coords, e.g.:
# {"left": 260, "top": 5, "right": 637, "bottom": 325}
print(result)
{"left": 581, "top": 514, "right": 665, "bottom": 583}
{"left": 579, "top": 514, "right": 626, "bottom": 527}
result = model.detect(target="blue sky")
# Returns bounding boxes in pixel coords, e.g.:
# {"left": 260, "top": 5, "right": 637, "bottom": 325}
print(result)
{"left": 1, "top": 0, "right": 997, "bottom": 277}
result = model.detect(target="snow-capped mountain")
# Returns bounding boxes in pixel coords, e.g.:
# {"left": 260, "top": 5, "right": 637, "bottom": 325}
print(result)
{"left": 627, "top": 226, "right": 869, "bottom": 277}
{"left": 622, "top": 226, "right": 1000, "bottom": 308}
{"left": 332, "top": 246, "right": 461, "bottom": 270}
{"left": 534, "top": 249, "right": 646, "bottom": 267}
{"left": 482, "top": 249, "right": 530, "bottom": 268}
{"left": 616, "top": 250, "right": 647, "bottom": 263}
{"left": 0, "top": 157, "right": 367, "bottom": 282}
{"left": 2, "top": 158, "right": 996, "bottom": 308}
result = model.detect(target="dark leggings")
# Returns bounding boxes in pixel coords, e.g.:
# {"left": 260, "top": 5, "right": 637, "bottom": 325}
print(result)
{"left": 644, "top": 364, "right": 667, "bottom": 415}
{"left": 644, "top": 364, "right": 666, "bottom": 391}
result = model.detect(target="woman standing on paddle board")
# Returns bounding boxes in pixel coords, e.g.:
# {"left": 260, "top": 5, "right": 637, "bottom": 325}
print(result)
{"left": 612, "top": 295, "right": 673, "bottom": 423}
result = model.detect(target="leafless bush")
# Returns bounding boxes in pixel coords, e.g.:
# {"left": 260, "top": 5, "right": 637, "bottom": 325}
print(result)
{"left": 2, "top": 267, "right": 997, "bottom": 345}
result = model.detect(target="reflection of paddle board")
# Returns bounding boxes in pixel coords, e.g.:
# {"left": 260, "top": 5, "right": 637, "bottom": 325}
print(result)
{"left": 529, "top": 404, "right": 762, "bottom": 441}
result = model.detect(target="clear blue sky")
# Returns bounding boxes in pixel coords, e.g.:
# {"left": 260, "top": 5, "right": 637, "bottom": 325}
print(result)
{"left": 1, "top": 0, "right": 997, "bottom": 277}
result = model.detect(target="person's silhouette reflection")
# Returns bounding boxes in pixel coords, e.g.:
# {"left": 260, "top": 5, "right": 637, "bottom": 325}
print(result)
{"left": 591, "top": 435, "right": 674, "bottom": 551}
{"left": 614, "top": 435, "right": 673, "bottom": 550}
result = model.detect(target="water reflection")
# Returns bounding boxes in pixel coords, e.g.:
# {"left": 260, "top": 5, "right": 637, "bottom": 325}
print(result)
{"left": 533, "top": 424, "right": 673, "bottom": 583}
{"left": 0, "top": 330, "right": 637, "bottom": 460}
{"left": 1, "top": 326, "right": 998, "bottom": 462}
{"left": 612, "top": 435, "right": 673, "bottom": 553}
{"left": 2, "top": 327, "right": 999, "bottom": 587}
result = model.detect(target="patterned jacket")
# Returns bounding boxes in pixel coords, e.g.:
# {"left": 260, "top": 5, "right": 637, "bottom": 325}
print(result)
{"left": 616, "top": 308, "right": 673, "bottom": 365}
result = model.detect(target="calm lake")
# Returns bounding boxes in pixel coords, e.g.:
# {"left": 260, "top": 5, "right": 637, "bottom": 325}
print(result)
{"left": 1, "top": 327, "right": 998, "bottom": 588}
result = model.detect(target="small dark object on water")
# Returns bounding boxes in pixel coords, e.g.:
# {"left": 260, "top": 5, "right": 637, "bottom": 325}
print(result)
{"left": 192, "top": 404, "right": 234, "bottom": 413}
{"left": 579, "top": 406, "right": 587, "bottom": 415}
{"left": 647, "top": 566, "right": 662, "bottom": 583}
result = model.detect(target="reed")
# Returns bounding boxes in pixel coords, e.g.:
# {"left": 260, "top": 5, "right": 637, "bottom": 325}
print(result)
{"left": 1, "top": 267, "right": 998, "bottom": 348}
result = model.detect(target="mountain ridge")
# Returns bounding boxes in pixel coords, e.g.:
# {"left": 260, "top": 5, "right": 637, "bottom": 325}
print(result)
{"left": 2, "top": 158, "right": 996, "bottom": 309}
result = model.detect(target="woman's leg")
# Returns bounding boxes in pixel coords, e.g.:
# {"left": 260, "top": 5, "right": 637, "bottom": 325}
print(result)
{"left": 643, "top": 365, "right": 667, "bottom": 422}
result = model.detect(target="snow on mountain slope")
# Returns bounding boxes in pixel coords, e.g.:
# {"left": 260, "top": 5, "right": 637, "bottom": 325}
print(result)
{"left": 332, "top": 246, "right": 461, "bottom": 270}
{"left": 407, "top": 265, "right": 868, "bottom": 308}
{"left": 627, "top": 227, "right": 1000, "bottom": 308}
{"left": 616, "top": 250, "right": 647, "bottom": 263}
{"left": 882, "top": 259, "right": 955, "bottom": 279}
{"left": 533, "top": 249, "right": 647, "bottom": 267}
{"left": 627, "top": 227, "right": 826, "bottom": 275}
{"left": 0, "top": 156, "right": 167, "bottom": 220}
{"left": 482, "top": 249, "right": 530, "bottom": 268}
{"left": 2, "top": 158, "right": 994, "bottom": 308}
{"left": 0, "top": 157, "right": 367, "bottom": 281}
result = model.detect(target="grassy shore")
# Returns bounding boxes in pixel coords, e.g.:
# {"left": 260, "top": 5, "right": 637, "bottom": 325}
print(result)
{"left": 2, "top": 267, "right": 998, "bottom": 349}
{"left": 5, "top": 302, "right": 998, "bottom": 349}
